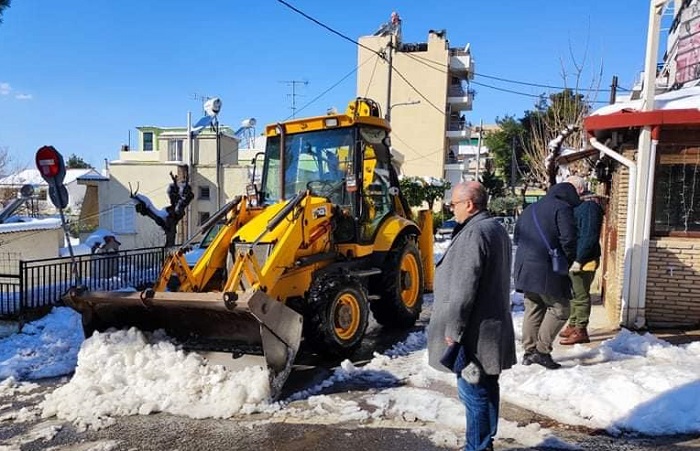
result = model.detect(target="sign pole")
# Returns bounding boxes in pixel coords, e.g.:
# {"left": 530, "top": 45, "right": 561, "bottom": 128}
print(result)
{"left": 35, "top": 145, "right": 82, "bottom": 287}
{"left": 54, "top": 178, "right": 82, "bottom": 286}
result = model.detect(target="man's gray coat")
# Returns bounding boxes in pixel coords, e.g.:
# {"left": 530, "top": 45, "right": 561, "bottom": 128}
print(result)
{"left": 428, "top": 211, "right": 517, "bottom": 375}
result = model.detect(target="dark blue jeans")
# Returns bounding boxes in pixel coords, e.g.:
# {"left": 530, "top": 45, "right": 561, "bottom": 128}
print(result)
{"left": 457, "top": 373, "right": 500, "bottom": 451}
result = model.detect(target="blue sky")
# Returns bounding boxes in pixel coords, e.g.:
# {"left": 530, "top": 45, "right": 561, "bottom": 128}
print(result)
{"left": 0, "top": 1, "right": 659, "bottom": 169}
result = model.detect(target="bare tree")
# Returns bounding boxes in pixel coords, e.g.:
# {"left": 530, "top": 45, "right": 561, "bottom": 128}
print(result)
{"left": 130, "top": 168, "right": 194, "bottom": 247}
{"left": 521, "top": 40, "right": 603, "bottom": 189}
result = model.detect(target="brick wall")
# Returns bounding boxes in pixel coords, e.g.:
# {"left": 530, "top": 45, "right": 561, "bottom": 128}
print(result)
{"left": 646, "top": 239, "right": 700, "bottom": 327}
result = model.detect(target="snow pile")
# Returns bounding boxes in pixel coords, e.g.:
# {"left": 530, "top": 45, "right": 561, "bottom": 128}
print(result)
{"left": 40, "top": 327, "right": 271, "bottom": 430}
{"left": 500, "top": 328, "right": 700, "bottom": 435}
{"left": 2, "top": 300, "right": 700, "bottom": 440}
{"left": 0, "top": 307, "right": 83, "bottom": 380}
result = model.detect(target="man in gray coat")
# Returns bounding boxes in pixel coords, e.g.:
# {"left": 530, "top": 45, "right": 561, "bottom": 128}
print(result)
{"left": 428, "top": 181, "right": 516, "bottom": 451}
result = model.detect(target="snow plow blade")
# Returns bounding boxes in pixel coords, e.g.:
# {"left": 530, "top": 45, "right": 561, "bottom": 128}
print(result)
{"left": 65, "top": 287, "right": 303, "bottom": 399}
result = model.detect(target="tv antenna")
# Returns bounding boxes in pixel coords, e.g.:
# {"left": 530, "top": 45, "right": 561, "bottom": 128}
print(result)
{"left": 279, "top": 80, "right": 308, "bottom": 118}
{"left": 192, "top": 93, "right": 213, "bottom": 115}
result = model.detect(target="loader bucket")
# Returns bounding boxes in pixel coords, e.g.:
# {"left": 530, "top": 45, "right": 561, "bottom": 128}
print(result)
{"left": 65, "top": 287, "right": 303, "bottom": 400}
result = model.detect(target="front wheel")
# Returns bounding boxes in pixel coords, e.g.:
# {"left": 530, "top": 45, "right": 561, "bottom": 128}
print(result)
{"left": 304, "top": 274, "right": 369, "bottom": 357}
{"left": 370, "top": 239, "right": 424, "bottom": 329}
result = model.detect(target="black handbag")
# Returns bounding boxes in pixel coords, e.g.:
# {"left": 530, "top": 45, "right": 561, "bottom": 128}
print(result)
{"left": 439, "top": 342, "right": 468, "bottom": 373}
{"left": 531, "top": 206, "right": 570, "bottom": 276}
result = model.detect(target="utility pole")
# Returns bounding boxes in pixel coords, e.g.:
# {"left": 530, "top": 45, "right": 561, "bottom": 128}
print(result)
{"left": 609, "top": 75, "right": 619, "bottom": 105}
{"left": 510, "top": 135, "right": 518, "bottom": 193}
{"left": 385, "top": 38, "right": 394, "bottom": 122}
{"left": 475, "top": 119, "right": 483, "bottom": 181}
{"left": 280, "top": 80, "right": 308, "bottom": 118}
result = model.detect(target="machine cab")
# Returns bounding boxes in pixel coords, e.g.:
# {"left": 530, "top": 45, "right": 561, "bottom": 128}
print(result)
{"left": 259, "top": 101, "right": 397, "bottom": 244}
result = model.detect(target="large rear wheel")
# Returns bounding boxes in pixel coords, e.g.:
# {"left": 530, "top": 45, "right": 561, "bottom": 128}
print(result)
{"left": 305, "top": 274, "right": 369, "bottom": 357}
{"left": 371, "top": 239, "right": 424, "bottom": 328}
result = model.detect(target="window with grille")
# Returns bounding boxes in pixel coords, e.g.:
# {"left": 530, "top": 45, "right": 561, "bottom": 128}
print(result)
{"left": 653, "top": 147, "right": 700, "bottom": 236}
{"left": 198, "top": 186, "right": 210, "bottom": 200}
{"left": 199, "top": 211, "right": 210, "bottom": 225}
{"left": 168, "top": 139, "right": 183, "bottom": 161}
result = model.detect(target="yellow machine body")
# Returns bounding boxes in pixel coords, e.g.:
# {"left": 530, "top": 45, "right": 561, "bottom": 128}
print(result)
{"left": 66, "top": 98, "right": 435, "bottom": 400}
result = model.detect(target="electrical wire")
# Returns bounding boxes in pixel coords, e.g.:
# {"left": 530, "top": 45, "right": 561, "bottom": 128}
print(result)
{"left": 274, "top": 0, "right": 618, "bottom": 118}
{"left": 364, "top": 53, "right": 381, "bottom": 99}
{"left": 282, "top": 54, "right": 377, "bottom": 121}
{"left": 470, "top": 80, "right": 609, "bottom": 104}
{"left": 405, "top": 52, "right": 630, "bottom": 92}
{"left": 274, "top": 0, "right": 448, "bottom": 117}
{"left": 275, "top": 0, "right": 379, "bottom": 56}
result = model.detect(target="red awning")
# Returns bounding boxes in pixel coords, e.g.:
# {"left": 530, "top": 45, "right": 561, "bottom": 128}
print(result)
{"left": 585, "top": 108, "right": 700, "bottom": 133}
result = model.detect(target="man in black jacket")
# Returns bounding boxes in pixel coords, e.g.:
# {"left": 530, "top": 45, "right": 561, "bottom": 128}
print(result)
{"left": 559, "top": 176, "right": 604, "bottom": 345}
{"left": 513, "top": 182, "right": 580, "bottom": 369}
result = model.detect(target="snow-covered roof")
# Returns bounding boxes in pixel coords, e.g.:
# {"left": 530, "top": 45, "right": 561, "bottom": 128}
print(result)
{"left": 585, "top": 86, "right": 700, "bottom": 133}
{"left": 0, "top": 168, "right": 102, "bottom": 187}
{"left": 590, "top": 86, "right": 700, "bottom": 117}
{"left": 0, "top": 217, "right": 62, "bottom": 234}
{"left": 76, "top": 171, "right": 109, "bottom": 182}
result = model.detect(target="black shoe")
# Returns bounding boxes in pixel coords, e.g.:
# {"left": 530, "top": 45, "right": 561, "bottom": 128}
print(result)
{"left": 522, "top": 351, "right": 535, "bottom": 366}
{"left": 530, "top": 352, "right": 561, "bottom": 370}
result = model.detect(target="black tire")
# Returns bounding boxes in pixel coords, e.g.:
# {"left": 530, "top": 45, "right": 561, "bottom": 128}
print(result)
{"left": 370, "top": 239, "right": 424, "bottom": 329}
{"left": 305, "top": 274, "right": 370, "bottom": 357}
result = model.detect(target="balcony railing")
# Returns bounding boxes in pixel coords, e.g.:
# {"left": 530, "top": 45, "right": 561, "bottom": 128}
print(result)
{"left": 447, "top": 120, "right": 470, "bottom": 132}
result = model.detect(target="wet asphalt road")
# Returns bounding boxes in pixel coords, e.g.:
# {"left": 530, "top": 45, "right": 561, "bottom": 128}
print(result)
{"left": 2, "top": 317, "right": 700, "bottom": 450}
{"left": 3, "top": 390, "right": 700, "bottom": 451}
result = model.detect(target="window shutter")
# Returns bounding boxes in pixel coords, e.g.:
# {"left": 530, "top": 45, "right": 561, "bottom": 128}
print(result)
{"left": 112, "top": 205, "right": 136, "bottom": 233}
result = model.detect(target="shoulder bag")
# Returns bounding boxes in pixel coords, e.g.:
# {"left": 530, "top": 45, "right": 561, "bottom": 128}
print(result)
{"left": 531, "top": 206, "right": 570, "bottom": 276}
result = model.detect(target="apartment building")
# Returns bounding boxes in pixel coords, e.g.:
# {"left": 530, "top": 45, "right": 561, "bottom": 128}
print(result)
{"left": 94, "top": 126, "right": 248, "bottom": 249}
{"left": 357, "top": 27, "right": 475, "bottom": 187}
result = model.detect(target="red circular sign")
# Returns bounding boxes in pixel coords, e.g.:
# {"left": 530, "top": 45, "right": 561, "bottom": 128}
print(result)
{"left": 35, "top": 146, "right": 61, "bottom": 178}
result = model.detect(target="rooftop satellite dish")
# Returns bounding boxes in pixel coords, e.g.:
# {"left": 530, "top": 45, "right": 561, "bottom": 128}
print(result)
{"left": 20, "top": 184, "right": 34, "bottom": 198}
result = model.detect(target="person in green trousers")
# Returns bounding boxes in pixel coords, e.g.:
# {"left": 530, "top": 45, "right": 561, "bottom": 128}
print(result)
{"left": 560, "top": 176, "right": 604, "bottom": 345}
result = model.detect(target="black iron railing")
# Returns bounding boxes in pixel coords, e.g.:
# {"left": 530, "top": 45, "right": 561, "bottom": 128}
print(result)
{"left": 0, "top": 247, "right": 167, "bottom": 321}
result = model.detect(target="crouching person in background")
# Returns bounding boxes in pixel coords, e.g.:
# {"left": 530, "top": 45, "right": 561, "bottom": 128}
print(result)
{"left": 428, "top": 181, "right": 516, "bottom": 451}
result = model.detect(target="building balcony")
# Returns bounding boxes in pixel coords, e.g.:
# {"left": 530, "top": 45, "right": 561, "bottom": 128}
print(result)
{"left": 446, "top": 120, "right": 471, "bottom": 140}
{"left": 447, "top": 89, "right": 474, "bottom": 111}
{"left": 449, "top": 49, "right": 474, "bottom": 79}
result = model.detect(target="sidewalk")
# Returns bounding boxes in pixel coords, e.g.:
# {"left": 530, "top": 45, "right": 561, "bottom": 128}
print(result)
{"left": 575, "top": 297, "right": 700, "bottom": 346}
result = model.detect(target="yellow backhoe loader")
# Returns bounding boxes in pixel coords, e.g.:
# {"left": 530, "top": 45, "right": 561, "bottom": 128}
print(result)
{"left": 65, "top": 98, "right": 434, "bottom": 399}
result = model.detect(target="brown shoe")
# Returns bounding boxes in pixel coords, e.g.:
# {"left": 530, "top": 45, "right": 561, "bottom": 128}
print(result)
{"left": 558, "top": 323, "right": 576, "bottom": 338}
{"left": 560, "top": 327, "right": 590, "bottom": 345}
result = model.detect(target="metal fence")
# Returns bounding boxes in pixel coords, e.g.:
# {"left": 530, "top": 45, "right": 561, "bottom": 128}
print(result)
{"left": 0, "top": 246, "right": 167, "bottom": 321}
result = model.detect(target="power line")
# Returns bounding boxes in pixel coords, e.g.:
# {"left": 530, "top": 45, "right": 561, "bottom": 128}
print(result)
{"left": 390, "top": 65, "right": 446, "bottom": 116}
{"left": 364, "top": 53, "right": 381, "bottom": 99}
{"left": 275, "top": 0, "right": 380, "bottom": 56}
{"left": 281, "top": 57, "right": 373, "bottom": 121}
{"left": 275, "top": 0, "right": 618, "bottom": 115}
{"left": 470, "top": 80, "right": 609, "bottom": 104}
{"left": 274, "top": 1, "right": 447, "bottom": 118}
{"left": 405, "top": 52, "right": 630, "bottom": 93}
{"left": 469, "top": 80, "right": 545, "bottom": 100}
